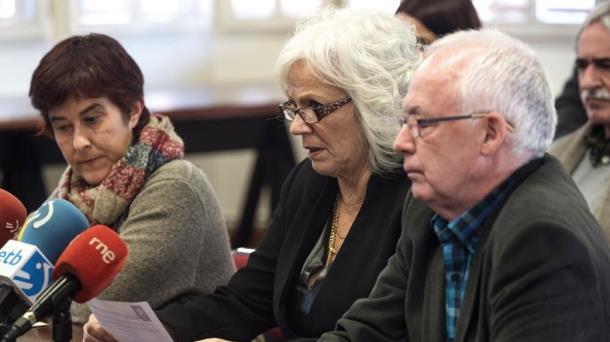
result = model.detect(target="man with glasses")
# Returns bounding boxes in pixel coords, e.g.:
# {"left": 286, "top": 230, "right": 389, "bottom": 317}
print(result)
{"left": 315, "top": 29, "right": 610, "bottom": 342}
{"left": 550, "top": 1, "right": 610, "bottom": 237}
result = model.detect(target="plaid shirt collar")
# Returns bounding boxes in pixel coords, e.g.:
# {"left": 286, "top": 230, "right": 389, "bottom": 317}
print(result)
{"left": 432, "top": 175, "right": 515, "bottom": 253}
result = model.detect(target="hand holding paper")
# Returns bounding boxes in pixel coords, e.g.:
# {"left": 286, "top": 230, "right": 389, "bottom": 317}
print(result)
{"left": 87, "top": 298, "right": 173, "bottom": 342}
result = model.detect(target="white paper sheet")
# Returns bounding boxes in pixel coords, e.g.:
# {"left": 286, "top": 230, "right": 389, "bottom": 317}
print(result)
{"left": 87, "top": 298, "right": 174, "bottom": 342}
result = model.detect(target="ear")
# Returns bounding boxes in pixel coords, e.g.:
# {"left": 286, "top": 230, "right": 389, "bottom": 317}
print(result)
{"left": 128, "top": 99, "right": 144, "bottom": 130}
{"left": 480, "top": 112, "right": 509, "bottom": 156}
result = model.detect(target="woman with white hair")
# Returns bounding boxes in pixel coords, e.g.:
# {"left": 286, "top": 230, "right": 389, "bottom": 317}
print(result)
{"left": 83, "top": 8, "right": 420, "bottom": 342}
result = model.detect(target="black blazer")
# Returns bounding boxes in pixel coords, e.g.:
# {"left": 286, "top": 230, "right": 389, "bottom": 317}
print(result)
{"left": 555, "top": 67, "right": 587, "bottom": 139}
{"left": 156, "top": 159, "right": 411, "bottom": 341}
{"left": 319, "top": 155, "right": 610, "bottom": 342}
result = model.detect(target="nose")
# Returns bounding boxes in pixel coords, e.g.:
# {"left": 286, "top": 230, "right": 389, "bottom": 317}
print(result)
{"left": 72, "top": 125, "right": 91, "bottom": 151}
{"left": 393, "top": 124, "right": 416, "bottom": 155}
{"left": 289, "top": 114, "right": 313, "bottom": 136}
{"left": 579, "top": 63, "right": 602, "bottom": 90}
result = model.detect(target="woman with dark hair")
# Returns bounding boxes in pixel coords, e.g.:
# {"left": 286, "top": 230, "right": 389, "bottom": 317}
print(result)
{"left": 29, "top": 33, "right": 235, "bottom": 323}
{"left": 396, "top": 0, "right": 481, "bottom": 44}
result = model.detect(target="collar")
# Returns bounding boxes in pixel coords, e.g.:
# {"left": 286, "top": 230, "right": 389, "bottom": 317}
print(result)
{"left": 431, "top": 171, "right": 516, "bottom": 254}
{"left": 584, "top": 124, "right": 610, "bottom": 167}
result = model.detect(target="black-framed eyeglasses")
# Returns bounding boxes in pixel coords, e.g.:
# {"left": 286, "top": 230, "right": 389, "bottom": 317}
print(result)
{"left": 278, "top": 95, "right": 352, "bottom": 124}
{"left": 416, "top": 36, "right": 433, "bottom": 47}
{"left": 402, "top": 112, "right": 515, "bottom": 139}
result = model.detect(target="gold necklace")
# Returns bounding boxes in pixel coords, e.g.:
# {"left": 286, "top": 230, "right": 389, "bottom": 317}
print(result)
{"left": 336, "top": 216, "right": 348, "bottom": 240}
{"left": 326, "top": 197, "right": 340, "bottom": 266}
{"left": 335, "top": 199, "right": 348, "bottom": 239}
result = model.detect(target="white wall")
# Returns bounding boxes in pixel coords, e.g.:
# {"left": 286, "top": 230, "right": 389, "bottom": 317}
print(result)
{"left": 0, "top": 25, "right": 579, "bottom": 229}
{"left": 531, "top": 41, "right": 576, "bottom": 96}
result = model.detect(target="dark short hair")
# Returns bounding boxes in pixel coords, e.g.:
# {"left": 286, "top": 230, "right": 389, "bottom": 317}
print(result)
{"left": 29, "top": 33, "right": 150, "bottom": 137}
{"left": 396, "top": 0, "right": 481, "bottom": 38}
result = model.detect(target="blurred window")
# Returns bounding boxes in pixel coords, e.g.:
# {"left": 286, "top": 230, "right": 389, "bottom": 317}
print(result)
{"left": 228, "top": 0, "right": 323, "bottom": 20}
{"left": 346, "top": 0, "right": 400, "bottom": 13}
{"left": 219, "top": 0, "right": 324, "bottom": 31}
{"left": 535, "top": 0, "right": 595, "bottom": 24}
{"left": 0, "top": 0, "right": 601, "bottom": 40}
{"left": 73, "top": 0, "right": 213, "bottom": 33}
{"left": 0, "top": 0, "right": 42, "bottom": 39}
{"left": 0, "top": 0, "right": 16, "bottom": 20}
{"left": 473, "top": 0, "right": 595, "bottom": 25}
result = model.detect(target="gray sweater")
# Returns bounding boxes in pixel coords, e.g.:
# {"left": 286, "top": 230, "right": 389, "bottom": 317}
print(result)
{"left": 71, "top": 159, "right": 235, "bottom": 322}
{"left": 550, "top": 122, "right": 610, "bottom": 238}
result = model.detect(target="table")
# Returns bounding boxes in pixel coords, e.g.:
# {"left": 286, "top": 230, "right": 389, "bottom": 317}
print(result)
{"left": 0, "top": 85, "right": 296, "bottom": 247}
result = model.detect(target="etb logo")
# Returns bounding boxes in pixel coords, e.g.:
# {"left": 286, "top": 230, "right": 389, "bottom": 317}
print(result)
{"left": 0, "top": 240, "right": 53, "bottom": 302}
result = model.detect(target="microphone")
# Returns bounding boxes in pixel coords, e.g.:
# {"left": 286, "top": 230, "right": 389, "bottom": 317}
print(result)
{"left": 0, "top": 189, "right": 26, "bottom": 242}
{"left": 0, "top": 199, "right": 88, "bottom": 333}
{"left": 0, "top": 199, "right": 89, "bottom": 301}
{"left": 0, "top": 189, "right": 27, "bottom": 331}
{"left": 2, "top": 225, "right": 128, "bottom": 341}
{"left": 18, "top": 198, "right": 90, "bottom": 263}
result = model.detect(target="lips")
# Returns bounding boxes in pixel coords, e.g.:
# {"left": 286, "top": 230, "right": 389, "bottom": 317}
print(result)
{"left": 303, "top": 145, "right": 323, "bottom": 152}
{"left": 307, "top": 147, "right": 322, "bottom": 152}
{"left": 306, "top": 147, "right": 325, "bottom": 158}
{"left": 403, "top": 162, "right": 422, "bottom": 177}
{"left": 79, "top": 157, "right": 102, "bottom": 167}
{"left": 585, "top": 98, "right": 610, "bottom": 110}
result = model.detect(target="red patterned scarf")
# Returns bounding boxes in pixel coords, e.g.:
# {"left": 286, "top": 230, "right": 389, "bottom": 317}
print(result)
{"left": 55, "top": 114, "right": 184, "bottom": 226}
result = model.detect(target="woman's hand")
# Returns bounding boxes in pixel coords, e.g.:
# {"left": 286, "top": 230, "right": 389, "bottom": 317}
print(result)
{"left": 82, "top": 314, "right": 118, "bottom": 342}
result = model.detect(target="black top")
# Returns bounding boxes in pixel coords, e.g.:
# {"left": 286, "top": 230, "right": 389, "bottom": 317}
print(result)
{"left": 156, "top": 159, "right": 411, "bottom": 341}
{"left": 555, "top": 67, "right": 587, "bottom": 139}
{"left": 293, "top": 218, "right": 333, "bottom": 322}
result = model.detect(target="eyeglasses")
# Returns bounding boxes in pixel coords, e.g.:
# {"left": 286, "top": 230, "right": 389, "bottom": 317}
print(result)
{"left": 278, "top": 96, "right": 352, "bottom": 124}
{"left": 402, "top": 112, "right": 515, "bottom": 139}
{"left": 416, "top": 36, "right": 433, "bottom": 46}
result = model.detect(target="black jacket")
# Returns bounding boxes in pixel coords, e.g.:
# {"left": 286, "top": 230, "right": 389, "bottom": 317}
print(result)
{"left": 156, "top": 159, "right": 411, "bottom": 341}
{"left": 318, "top": 155, "right": 610, "bottom": 342}
{"left": 555, "top": 67, "right": 587, "bottom": 139}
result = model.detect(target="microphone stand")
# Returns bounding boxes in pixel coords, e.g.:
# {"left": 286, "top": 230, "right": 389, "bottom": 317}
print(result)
{"left": 51, "top": 297, "right": 72, "bottom": 342}
{"left": 0, "top": 288, "right": 28, "bottom": 337}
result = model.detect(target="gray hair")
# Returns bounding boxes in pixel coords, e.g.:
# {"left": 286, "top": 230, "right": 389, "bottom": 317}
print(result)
{"left": 577, "top": 1, "right": 610, "bottom": 41}
{"left": 276, "top": 8, "right": 421, "bottom": 175}
{"left": 426, "top": 29, "right": 556, "bottom": 159}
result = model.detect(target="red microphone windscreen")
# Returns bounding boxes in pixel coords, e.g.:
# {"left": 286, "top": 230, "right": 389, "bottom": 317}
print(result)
{"left": 52, "top": 225, "right": 128, "bottom": 303}
{"left": 0, "top": 189, "right": 27, "bottom": 245}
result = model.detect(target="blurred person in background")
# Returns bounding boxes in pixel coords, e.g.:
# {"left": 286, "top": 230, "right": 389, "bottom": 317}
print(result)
{"left": 83, "top": 8, "right": 420, "bottom": 342}
{"left": 29, "top": 33, "right": 234, "bottom": 324}
{"left": 395, "top": 0, "right": 481, "bottom": 45}
{"left": 551, "top": 1, "right": 610, "bottom": 236}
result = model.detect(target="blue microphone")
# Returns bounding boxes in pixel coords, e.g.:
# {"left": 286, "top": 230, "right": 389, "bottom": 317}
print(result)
{"left": 18, "top": 199, "right": 89, "bottom": 264}
{"left": 0, "top": 199, "right": 89, "bottom": 332}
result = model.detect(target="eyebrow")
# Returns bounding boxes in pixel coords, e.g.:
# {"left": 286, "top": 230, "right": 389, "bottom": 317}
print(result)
{"left": 50, "top": 103, "right": 103, "bottom": 122}
{"left": 405, "top": 105, "right": 425, "bottom": 116}
{"left": 576, "top": 57, "right": 610, "bottom": 62}
{"left": 292, "top": 92, "right": 327, "bottom": 103}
